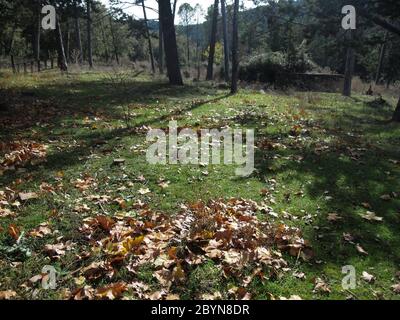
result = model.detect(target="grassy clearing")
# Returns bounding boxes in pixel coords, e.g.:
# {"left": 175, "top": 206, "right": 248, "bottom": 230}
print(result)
{"left": 1, "top": 70, "right": 400, "bottom": 300}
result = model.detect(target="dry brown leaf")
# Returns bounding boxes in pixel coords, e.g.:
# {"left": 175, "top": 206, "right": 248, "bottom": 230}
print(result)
{"left": 380, "top": 194, "right": 392, "bottom": 201}
{"left": 327, "top": 213, "right": 342, "bottom": 222}
{"left": 0, "top": 290, "right": 17, "bottom": 300}
{"left": 279, "top": 295, "right": 302, "bottom": 300}
{"left": 313, "top": 277, "right": 331, "bottom": 294}
{"left": 138, "top": 188, "right": 151, "bottom": 195}
{"left": 19, "top": 192, "right": 39, "bottom": 201}
{"left": 361, "top": 271, "right": 375, "bottom": 283}
{"left": 392, "top": 283, "right": 400, "bottom": 294}
{"left": 361, "top": 211, "right": 383, "bottom": 222}
{"left": 95, "top": 283, "right": 127, "bottom": 300}
{"left": 356, "top": 244, "right": 368, "bottom": 255}
{"left": 8, "top": 224, "right": 20, "bottom": 240}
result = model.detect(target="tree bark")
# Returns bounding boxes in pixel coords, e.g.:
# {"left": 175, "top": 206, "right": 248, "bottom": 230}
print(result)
{"left": 10, "top": 55, "right": 16, "bottom": 74}
{"left": 87, "top": 0, "right": 93, "bottom": 68}
{"left": 230, "top": 0, "right": 240, "bottom": 94}
{"left": 172, "top": 0, "right": 178, "bottom": 21}
{"left": 393, "top": 96, "right": 400, "bottom": 122}
{"left": 65, "top": 20, "right": 70, "bottom": 63}
{"left": 206, "top": 0, "right": 219, "bottom": 81}
{"left": 142, "top": 0, "right": 156, "bottom": 73}
{"left": 56, "top": 17, "right": 68, "bottom": 72}
{"left": 196, "top": 18, "right": 201, "bottom": 80}
{"left": 343, "top": 31, "right": 355, "bottom": 97}
{"left": 186, "top": 24, "right": 190, "bottom": 70}
{"left": 375, "top": 32, "right": 388, "bottom": 85}
{"left": 158, "top": 2, "right": 164, "bottom": 74}
{"left": 159, "top": 0, "right": 183, "bottom": 85}
{"left": 74, "top": 1, "right": 83, "bottom": 64}
{"left": 33, "top": 0, "right": 41, "bottom": 61}
{"left": 221, "top": 0, "right": 230, "bottom": 82}
{"left": 109, "top": 17, "right": 120, "bottom": 65}
{"left": 100, "top": 20, "right": 110, "bottom": 63}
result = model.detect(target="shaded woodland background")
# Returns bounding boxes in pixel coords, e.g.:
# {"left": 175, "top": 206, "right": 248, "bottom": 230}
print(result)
{"left": 0, "top": 1, "right": 399, "bottom": 102}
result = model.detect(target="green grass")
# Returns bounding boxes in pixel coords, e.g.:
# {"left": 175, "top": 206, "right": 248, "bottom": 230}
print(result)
{"left": 1, "top": 70, "right": 400, "bottom": 300}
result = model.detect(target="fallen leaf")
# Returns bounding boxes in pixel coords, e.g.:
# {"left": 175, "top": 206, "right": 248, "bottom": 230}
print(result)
{"left": 293, "top": 271, "right": 306, "bottom": 280}
{"left": 279, "top": 295, "right": 302, "bottom": 300}
{"left": 392, "top": 284, "right": 400, "bottom": 294}
{"left": 361, "top": 211, "right": 383, "bottom": 222}
{"left": 138, "top": 188, "right": 151, "bottom": 195}
{"left": 8, "top": 224, "right": 20, "bottom": 240}
{"left": 380, "top": 194, "right": 392, "bottom": 201}
{"left": 343, "top": 232, "right": 354, "bottom": 243}
{"left": 313, "top": 277, "right": 331, "bottom": 294}
{"left": 361, "top": 271, "right": 375, "bottom": 283}
{"left": 327, "top": 213, "right": 342, "bottom": 222}
{"left": 19, "top": 192, "right": 39, "bottom": 201}
{"left": 95, "top": 283, "right": 127, "bottom": 300}
{"left": 356, "top": 244, "right": 368, "bottom": 255}
{"left": 361, "top": 202, "right": 372, "bottom": 209}
{"left": 0, "top": 290, "right": 17, "bottom": 300}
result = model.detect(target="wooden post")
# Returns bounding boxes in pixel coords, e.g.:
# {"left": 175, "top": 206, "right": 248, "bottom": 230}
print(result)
{"left": 37, "top": 60, "right": 41, "bottom": 72}
{"left": 51, "top": 58, "right": 54, "bottom": 69}
{"left": 24, "top": 62, "right": 27, "bottom": 74}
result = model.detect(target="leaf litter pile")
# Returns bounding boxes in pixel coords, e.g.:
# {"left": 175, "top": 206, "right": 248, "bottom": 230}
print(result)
{"left": 5, "top": 197, "right": 311, "bottom": 300}
{"left": 60, "top": 198, "right": 312, "bottom": 300}
{"left": 0, "top": 141, "right": 47, "bottom": 173}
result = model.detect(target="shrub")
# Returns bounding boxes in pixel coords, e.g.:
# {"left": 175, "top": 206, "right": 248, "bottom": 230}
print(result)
{"left": 239, "top": 51, "right": 286, "bottom": 83}
{"left": 239, "top": 42, "right": 315, "bottom": 84}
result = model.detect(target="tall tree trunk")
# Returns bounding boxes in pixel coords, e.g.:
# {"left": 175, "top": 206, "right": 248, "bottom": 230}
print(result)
{"left": 186, "top": 26, "right": 190, "bottom": 70}
{"left": 74, "top": 2, "right": 83, "bottom": 64}
{"left": 206, "top": 0, "right": 219, "bottom": 81}
{"left": 393, "top": 96, "right": 400, "bottom": 122}
{"left": 8, "top": 23, "right": 16, "bottom": 73}
{"left": 375, "top": 32, "right": 388, "bottom": 85}
{"left": 86, "top": 0, "right": 93, "bottom": 68}
{"left": 142, "top": 0, "right": 156, "bottom": 73}
{"left": 10, "top": 55, "right": 16, "bottom": 74}
{"left": 343, "top": 31, "right": 355, "bottom": 97}
{"left": 65, "top": 20, "right": 70, "bottom": 63}
{"left": 109, "top": 17, "right": 120, "bottom": 65}
{"left": 196, "top": 20, "right": 201, "bottom": 80}
{"left": 100, "top": 20, "right": 110, "bottom": 63}
{"left": 33, "top": 0, "right": 41, "bottom": 61}
{"left": 158, "top": 4, "right": 164, "bottom": 74}
{"left": 230, "top": 0, "right": 239, "bottom": 94}
{"left": 221, "top": 0, "right": 230, "bottom": 82}
{"left": 56, "top": 17, "right": 68, "bottom": 72}
{"left": 172, "top": 0, "right": 178, "bottom": 21}
{"left": 159, "top": 0, "right": 183, "bottom": 85}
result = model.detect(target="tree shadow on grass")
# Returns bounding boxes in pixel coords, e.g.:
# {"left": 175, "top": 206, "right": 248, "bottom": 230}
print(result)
{"left": 253, "top": 110, "right": 400, "bottom": 268}
{"left": 0, "top": 78, "right": 222, "bottom": 135}
{"left": 0, "top": 81, "right": 230, "bottom": 186}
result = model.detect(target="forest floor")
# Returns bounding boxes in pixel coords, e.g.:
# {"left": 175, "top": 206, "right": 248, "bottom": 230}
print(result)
{"left": 0, "top": 70, "right": 400, "bottom": 300}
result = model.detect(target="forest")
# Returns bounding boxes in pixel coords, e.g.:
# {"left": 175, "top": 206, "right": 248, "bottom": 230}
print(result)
{"left": 0, "top": 0, "right": 400, "bottom": 301}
